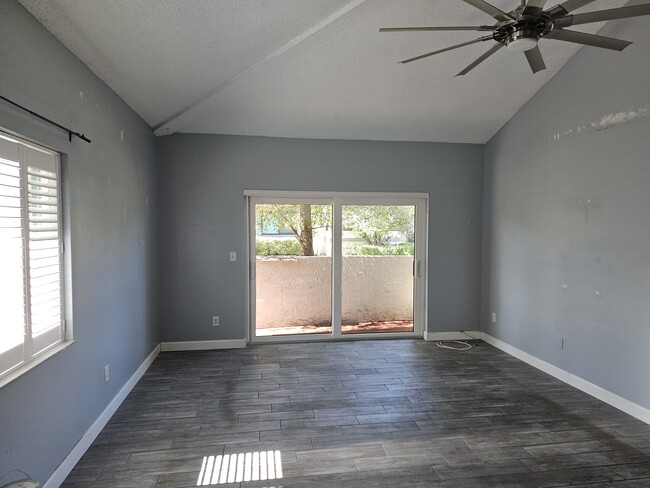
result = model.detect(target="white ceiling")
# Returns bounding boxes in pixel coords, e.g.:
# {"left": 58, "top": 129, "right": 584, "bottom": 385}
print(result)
{"left": 19, "top": 0, "right": 631, "bottom": 143}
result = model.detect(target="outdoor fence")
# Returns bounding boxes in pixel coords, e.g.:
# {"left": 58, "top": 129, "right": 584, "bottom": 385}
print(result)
{"left": 255, "top": 255, "right": 413, "bottom": 327}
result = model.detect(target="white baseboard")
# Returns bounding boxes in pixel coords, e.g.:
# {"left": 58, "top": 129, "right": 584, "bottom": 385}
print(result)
{"left": 480, "top": 332, "right": 650, "bottom": 426}
{"left": 160, "top": 339, "right": 247, "bottom": 351}
{"left": 423, "top": 330, "right": 481, "bottom": 341}
{"left": 43, "top": 344, "right": 161, "bottom": 488}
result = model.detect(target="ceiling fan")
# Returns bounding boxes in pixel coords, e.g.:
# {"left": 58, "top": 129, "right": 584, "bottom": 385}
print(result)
{"left": 380, "top": 0, "right": 650, "bottom": 75}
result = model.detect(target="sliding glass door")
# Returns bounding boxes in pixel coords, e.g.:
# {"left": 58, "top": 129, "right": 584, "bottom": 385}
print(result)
{"left": 252, "top": 201, "right": 332, "bottom": 337}
{"left": 248, "top": 193, "right": 426, "bottom": 341}
{"left": 341, "top": 204, "right": 415, "bottom": 335}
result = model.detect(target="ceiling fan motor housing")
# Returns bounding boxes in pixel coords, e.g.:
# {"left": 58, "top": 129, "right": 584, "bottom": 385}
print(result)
{"left": 505, "top": 27, "right": 540, "bottom": 50}
{"left": 494, "top": 15, "right": 554, "bottom": 51}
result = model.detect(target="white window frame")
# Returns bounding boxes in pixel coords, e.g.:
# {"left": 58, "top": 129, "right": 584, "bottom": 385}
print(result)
{"left": 0, "top": 130, "right": 72, "bottom": 388}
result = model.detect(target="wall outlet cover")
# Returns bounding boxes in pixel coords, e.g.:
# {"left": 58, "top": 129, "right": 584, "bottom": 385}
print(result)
{"left": 491, "top": 312, "right": 497, "bottom": 323}
{"left": 212, "top": 316, "right": 220, "bottom": 327}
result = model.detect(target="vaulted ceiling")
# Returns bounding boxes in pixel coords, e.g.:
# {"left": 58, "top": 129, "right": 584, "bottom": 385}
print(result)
{"left": 20, "top": 0, "right": 633, "bottom": 143}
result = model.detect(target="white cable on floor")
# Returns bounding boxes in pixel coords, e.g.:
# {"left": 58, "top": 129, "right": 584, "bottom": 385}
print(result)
{"left": 434, "top": 331, "right": 478, "bottom": 351}
{"left": 435, "top": 340, "right": 474, "bottom": 351}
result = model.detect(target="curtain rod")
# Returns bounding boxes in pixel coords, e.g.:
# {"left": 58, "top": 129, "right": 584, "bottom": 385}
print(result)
{"left": 0, "top": 95, "right": 91, "bottom": 143}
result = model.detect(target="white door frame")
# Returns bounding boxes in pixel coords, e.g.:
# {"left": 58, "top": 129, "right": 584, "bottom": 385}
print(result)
{"left": 245, "top": 190, "right": 428, "bottom": 343}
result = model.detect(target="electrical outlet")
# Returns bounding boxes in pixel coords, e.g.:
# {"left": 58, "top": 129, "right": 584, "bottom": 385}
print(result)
{"left": 229, "top": 251, "right": 237, "bottom": 262}
{"left": 491, "top": 312, "right": 497, "bottom": 323}
{"left": 104, "top": 365, "right": 110, "bottom": 383}
{"left": 212, "top": 316, "right": 220, "bottom": 327}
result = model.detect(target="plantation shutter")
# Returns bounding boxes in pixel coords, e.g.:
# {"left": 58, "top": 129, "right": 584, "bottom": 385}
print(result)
{"left": 25, "top": 145, "right": 63, "bottom": 355}
{"left": 0, "top": 134, "right": 63, "bottom": 378}
{"left": 0, "top": 137, "right": 25, "bottom": 375}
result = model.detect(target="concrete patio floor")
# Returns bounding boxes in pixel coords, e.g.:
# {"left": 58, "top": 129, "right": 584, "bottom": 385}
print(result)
{"left": 256, "top": 320, "right": 414, "bottom": 336}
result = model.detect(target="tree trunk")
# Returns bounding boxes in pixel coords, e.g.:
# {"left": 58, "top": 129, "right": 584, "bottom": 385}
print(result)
{"left": 299, "top": 204, "right": 314, "bottom": 256}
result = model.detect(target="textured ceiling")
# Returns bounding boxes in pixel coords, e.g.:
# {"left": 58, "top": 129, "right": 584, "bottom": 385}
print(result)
{"left": 19, "top": 0, "right": 633, "bottom": 143}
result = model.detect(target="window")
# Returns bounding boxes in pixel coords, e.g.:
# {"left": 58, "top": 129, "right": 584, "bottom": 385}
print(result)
{"left": 0, "top": 132, "right": 66, "bottom": 384}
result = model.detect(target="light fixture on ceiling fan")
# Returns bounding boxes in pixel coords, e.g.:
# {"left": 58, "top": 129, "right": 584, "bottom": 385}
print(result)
{"left": 380, "top": 0, "right": 650, "bottom": 75}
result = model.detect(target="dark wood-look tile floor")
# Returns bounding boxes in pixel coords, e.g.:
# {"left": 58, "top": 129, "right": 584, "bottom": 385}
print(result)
{"left": 62, "top": 340, "right": 650, "bottom": 487}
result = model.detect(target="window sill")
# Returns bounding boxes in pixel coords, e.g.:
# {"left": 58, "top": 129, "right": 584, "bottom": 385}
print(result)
{"left": 0, "top": 340, "right": 75, "bottom": 389}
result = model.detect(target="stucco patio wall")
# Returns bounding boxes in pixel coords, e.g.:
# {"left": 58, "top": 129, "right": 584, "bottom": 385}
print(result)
{"left": 255, "top": 256, "right": 413, "bottom": 327}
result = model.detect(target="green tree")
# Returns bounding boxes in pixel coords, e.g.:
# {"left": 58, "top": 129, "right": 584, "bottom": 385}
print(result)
{"left": 342, "top": 205, "right": 414, "bottom": 246}
{"left": 255, "top": 204, "right": 413, "bottom": 255}
{"left": 256, "top": 204, "right": 331, "bottom": 256}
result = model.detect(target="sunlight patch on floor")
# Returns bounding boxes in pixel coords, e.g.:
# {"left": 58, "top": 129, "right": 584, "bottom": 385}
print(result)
{"left": 197, "top": 451, "right": 283, "bottom": 485}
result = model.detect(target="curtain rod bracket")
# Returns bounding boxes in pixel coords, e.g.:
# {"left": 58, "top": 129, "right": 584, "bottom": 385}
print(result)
{"left": 1, "top": 94, "right": 92, "bottom": 143}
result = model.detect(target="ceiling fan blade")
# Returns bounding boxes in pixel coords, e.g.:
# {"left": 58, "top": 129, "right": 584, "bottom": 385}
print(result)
{"left": 380, "top": 26, "right": 493, "bottom": 32}
{"left": 545, "top": 28, "right": 632, "bottom": 50}
{"left": 554, "top": 4, "right": 650, "bottom": 28}
{"left": 556, "top": 0, "right": 598, "bottom": 13}
{"left": 462, "top": 0, "right": 514, "bottom": 21}
{"left": 523, "top": 0, "right": 547, "bottom": 14}
{"left": 399, "top": 36, "right": 492, "bottom": 64}
{"left": 524, "top": 45, "right": 546, "bottom": 73}
{"left": 456, "top": 43, "right": 503, "bottom": 76}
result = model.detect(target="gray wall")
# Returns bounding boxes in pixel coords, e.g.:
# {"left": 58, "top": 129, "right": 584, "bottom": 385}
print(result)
{"left": 482, "top": 13, "right": 650, "bottom": 408}
{"left": 157, "top": 135, "right": 483, "bottom": 341}
{"left": 0, "top": 1, "right": 159, "bottom": 483}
